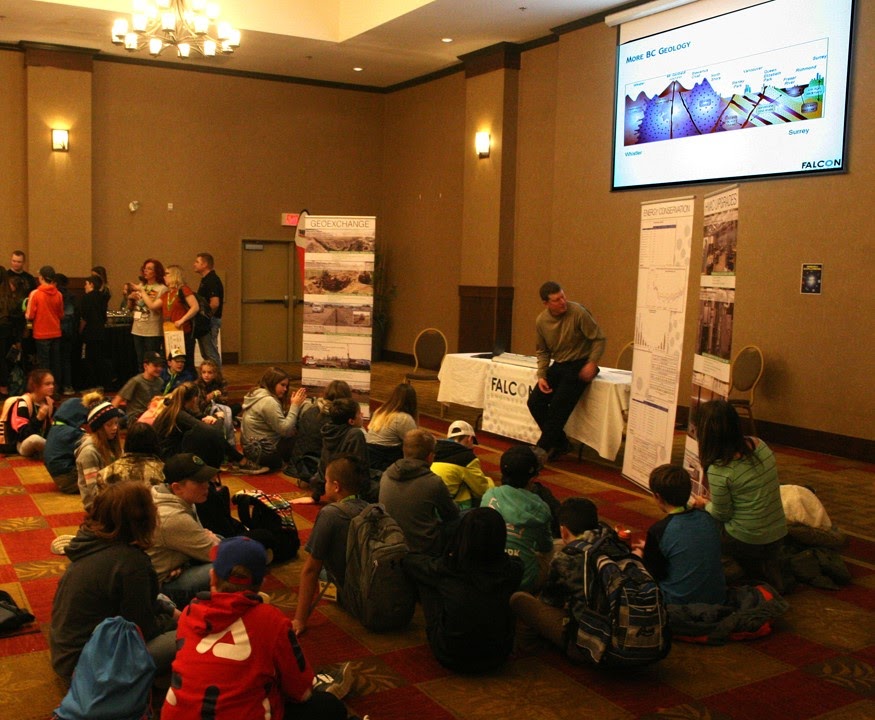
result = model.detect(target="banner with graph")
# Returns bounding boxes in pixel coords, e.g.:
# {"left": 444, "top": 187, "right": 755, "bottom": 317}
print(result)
{"left": 622, "top": 196, "right": 695, "bottom": 490}
{"left": 684, "top": 185, "right": 739, "bottom": 495}
{"left": 296, "top": 215, "right": 376, "bottom": 415}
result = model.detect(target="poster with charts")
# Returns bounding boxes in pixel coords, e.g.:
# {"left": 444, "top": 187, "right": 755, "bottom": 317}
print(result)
{"left": 297, "top": 215, "right": 375, "bottom": 415}
{"left": 623, "top": 196, "right": 695, "bottom": 491}
{"left": 684, "top": 185, "right": 739, "bottom": 495}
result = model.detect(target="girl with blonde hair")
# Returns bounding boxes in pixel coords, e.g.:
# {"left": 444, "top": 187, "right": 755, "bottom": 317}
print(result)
{"left": 76, "top": 391, "right": 124, "bottom": 510}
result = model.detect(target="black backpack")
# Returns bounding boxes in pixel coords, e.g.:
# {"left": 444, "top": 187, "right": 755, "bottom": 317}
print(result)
{"left": 0, "top": 590, "right": 35, "bottom": 636}
{"left": 566, "top": 523, "right": 670, "bottom": 667}
{"left": 233, "top": 490, "right": 301, "bottom": 562}
{"left": 180, "top": 288, "right": 212, "bottom": 338}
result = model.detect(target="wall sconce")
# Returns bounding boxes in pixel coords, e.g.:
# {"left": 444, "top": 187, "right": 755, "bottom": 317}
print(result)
{"left": 475, "top": 131, "right": 491, "bottom": 159}
{"left": 51, "top": 129, "right": 70, "bottom": 152}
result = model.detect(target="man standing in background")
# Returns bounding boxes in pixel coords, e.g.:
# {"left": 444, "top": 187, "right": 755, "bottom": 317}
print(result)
{"left": 193, "top": 253, "right": 223, "bottom": 367}
{"left": 9, "top": 250, "right": 37, "bottom": 293}
{"left": 527, "top": 281, "right": 606, "bottom": 461}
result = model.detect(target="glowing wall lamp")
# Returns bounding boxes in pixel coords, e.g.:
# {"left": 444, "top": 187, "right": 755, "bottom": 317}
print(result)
{"left": 52, "top": 129, "right": 70, "bottom": 152}
{"left": 475, "top": 131, "right": 491, "bottom": 159}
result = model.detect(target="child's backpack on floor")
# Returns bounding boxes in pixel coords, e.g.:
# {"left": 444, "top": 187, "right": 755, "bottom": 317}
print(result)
{"left": 566, "top": 523, "right": 670, "bottom": 667}
{"left": 233, "top": 490, "right": 301, "bottom": 562}
{"left": 53, "top": 616, "right": 156, "bottom": 720}
{"left": 0, "top": 589, "right": 35, "bottom": 635}
{"left": 339, "top": 503, "right": 416, "bottom": 632}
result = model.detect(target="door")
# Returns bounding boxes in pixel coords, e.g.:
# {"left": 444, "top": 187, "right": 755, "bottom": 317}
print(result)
{"left": 240, "top": 240, "right": 297, "bottom": 363}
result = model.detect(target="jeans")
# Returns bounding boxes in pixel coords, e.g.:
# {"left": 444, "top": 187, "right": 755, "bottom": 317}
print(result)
{"left": 132, "top": 334, "right": 163, "bottom": 366}
{"left": 35, "top": 337, "right": 61, "bottom": 382}
{"left": 197, "top": 317, "right": 222, "bottom": 367}
{"left": 160, "top": 562, "right": 212, "bottom": 608}
{"left": 527, "top": 357, "right": 590, "bottom": 451}
{"left": 146, "top": 627, "right": 179, "bottom": 675}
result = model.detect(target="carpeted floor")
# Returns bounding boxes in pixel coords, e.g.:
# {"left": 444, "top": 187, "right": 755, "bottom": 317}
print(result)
{"left": 2, "top": 362, "right": 874, "bottom": 719}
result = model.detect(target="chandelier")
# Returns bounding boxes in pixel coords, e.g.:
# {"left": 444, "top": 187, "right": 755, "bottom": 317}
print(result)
{"left": 111, "top": 0, "right": 241, "bottom": 59}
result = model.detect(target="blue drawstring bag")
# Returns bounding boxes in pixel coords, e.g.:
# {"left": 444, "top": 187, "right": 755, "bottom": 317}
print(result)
{"left": 53, "top": 616, "right": 156, "bottom": 720}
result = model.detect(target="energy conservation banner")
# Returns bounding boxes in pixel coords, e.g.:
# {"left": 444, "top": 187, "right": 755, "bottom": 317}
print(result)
{"left": 684, "top": 185, "right": 739, "bottom": 495}
{"left": 297, "top": 215, "right": 375, "bottom": 413}
{"left": 622, "top": 196, "right": 695, "bottom": 490}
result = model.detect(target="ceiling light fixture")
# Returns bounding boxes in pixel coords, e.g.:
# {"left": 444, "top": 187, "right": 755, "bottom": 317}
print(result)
{"left": 111, "top": 0, "right": 241, "bottom": 59}
{"left": 441, "top": 37, "right": 453, "bottom": 43}
{"left": 353, "top": 67, "right": 363, "bottom": 72}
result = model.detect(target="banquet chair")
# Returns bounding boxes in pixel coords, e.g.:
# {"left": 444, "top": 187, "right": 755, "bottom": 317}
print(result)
{"left": 405, "top": 328, "right": 449, "bottom": 415}
{"left": 729, "top": 345, "right": 764, "bottom": 435}
{"left": 615, "top": 341, "right": 634, "bottom": 371}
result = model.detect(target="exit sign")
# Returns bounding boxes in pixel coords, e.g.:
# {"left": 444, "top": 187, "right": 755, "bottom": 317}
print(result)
{"left": 281, "top": 212, "right": 299, "bottom": 227}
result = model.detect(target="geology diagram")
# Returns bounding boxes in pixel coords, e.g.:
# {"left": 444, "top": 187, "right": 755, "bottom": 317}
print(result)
{"left": 625, "top": 74, "right": 824, "bottom": 146}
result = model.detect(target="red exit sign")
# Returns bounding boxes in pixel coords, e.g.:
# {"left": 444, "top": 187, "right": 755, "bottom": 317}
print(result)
{"left": 281, "top": 212, "right": 299, "bottom": 227}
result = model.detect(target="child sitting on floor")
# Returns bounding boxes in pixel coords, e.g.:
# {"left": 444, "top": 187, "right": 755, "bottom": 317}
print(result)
{"left": 162, "top": 536, "right": 350, "bottom": 719}
{"left": 632, "top": 464, "right": 726, "bottom": 606}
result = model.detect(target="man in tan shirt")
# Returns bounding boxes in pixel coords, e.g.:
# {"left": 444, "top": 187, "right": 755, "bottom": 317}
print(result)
{"left": 527, "top": 281, "right": 606, "bottom": 460}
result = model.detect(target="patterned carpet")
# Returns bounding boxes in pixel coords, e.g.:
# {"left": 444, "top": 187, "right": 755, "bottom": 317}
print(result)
{"left": 1, "top": 373, "right": 875, "bottom": 719}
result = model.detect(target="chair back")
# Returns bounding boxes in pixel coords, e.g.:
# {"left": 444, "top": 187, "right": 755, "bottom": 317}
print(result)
{"left": 412, "top": 328, "right": 447, "bottom": 372}
{"left": 731, "top": 345, "right": 764, "bottom": 399}
{"left": 615, "top": 341, "right": 634, "bottom": 371}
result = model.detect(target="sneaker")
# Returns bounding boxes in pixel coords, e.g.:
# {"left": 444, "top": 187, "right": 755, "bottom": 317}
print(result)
{"left": 312, "top": 662, "right": 354, "bottom": 700}
{"left": 51, "top": 534, "right": 75, "bottom": 555}
{"left": 232, "top": 459, "right": 270, "bottom": 475}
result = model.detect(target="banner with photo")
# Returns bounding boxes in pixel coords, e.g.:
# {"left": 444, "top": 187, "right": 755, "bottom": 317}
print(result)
{"left": 684, "top": 185, "right": 739, "bottom": 495}
{"left": 296, "top": 215, "right": 375, "bottom": 417}
{"left": 622, "top": 196, "right": 695, "bottom": 490}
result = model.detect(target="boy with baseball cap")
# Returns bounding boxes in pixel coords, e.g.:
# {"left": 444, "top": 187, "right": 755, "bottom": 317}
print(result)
{"left": 482, "top": 445, "right": 554, "bottom": 592}
{"left": 431, "top": 420, "right": 494, "bottom": 509}
{"left": 163, "top": 536, "right": 349, "bottom": 720}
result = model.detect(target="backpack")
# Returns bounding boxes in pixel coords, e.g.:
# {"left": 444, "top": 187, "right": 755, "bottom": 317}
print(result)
{"left": 566, "top": 523, "right": 670, "bottom": 667}
{"left": 53, "top": 616, "right": 156, "bottom": 720}
{"left": 181, "top": 288, "right": 212, "bottom": 338}
{"left": 0, "top": 394, "right": 32, "bottom": 448}
{"left": 0, "top": 590, "right": 36, "bottom": 635}
{"left": 339, "top": 503, "right": 416, "bottom": 632}
{"left": 233, "top": 490, "right": 301, "bottom": 562}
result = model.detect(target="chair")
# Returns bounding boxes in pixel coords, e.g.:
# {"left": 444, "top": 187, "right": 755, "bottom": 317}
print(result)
{"left": 405, "top": 329, "right": 449, "bottom": 415}
{"left": 615, "top": 341, "right": 634, "bottom": 371}
{"left": 729, "top": 345, "right": 764, "bottom": 435}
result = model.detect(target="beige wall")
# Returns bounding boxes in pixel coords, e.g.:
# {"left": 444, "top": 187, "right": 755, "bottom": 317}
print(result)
{"left": 0, "top": 1, "right": 871, "bottom": 444}
{"left": 379, "top": 72, "right": 466, "bottom": 354}
{"left": 89, "top": 62, "right": 384, "bottom": 354}
{"left": 0, "top": 52, "right": 28, "bottom": 256}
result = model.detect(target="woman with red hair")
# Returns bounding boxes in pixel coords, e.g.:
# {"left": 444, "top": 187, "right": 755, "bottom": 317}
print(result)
{"left": 128, "top": 258, "right": 167, "bottom": 365}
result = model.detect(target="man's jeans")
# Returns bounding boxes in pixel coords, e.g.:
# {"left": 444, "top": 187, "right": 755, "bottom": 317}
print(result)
{"left": 197, "top": 317, "right": 222, "bottom": 367}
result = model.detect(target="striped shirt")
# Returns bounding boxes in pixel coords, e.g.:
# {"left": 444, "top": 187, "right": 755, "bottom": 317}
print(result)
{"left": 705, "top": 440, "right": 787, "bottom": 545}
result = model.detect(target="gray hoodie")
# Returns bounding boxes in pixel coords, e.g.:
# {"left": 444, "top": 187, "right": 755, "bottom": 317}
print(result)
{"left": 240, "top": 387, "right": 301, "bottom": 451}
{"left": 379, "top": 458, "right": 460, "bottom": 556}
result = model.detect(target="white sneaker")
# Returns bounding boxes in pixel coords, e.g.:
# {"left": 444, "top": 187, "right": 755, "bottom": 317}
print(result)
{"left": 312, "top": 661, "right": 354, "bottom": 700}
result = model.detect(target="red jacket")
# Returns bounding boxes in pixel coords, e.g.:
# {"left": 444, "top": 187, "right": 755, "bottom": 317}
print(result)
{"left": 26, "top": 284, "right": 64, "bottom": 339}
{"left": 162, "top": 591, "right": 314, "bottom": 720}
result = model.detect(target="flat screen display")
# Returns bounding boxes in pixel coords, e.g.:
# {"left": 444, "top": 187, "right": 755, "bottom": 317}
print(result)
{"left": 612, "top": 0, "right": 856, "bottom": 190}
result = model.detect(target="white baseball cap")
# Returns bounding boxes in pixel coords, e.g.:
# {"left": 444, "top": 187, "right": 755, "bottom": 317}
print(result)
{"left": 447, "top": 420, "right": 478, "bottom": 444}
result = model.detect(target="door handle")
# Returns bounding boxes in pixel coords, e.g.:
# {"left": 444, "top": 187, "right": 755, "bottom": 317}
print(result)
{"left": 242, "top": 298, "right": 287, "bottom": 305}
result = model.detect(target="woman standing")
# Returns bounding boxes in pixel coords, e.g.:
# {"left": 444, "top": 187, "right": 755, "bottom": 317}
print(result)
{"left": 241, "top": 367, "right": 307, "bottom": 471}
{"left": 76, "top": 396, "right": 124, "bottom": 511}
{"left": 50, "top": 481, "right": 178, "bottom": 682}
{"left": 366, "top": 383, "right": 418, "bottom": 471}
{"left": 162, "top": 265, "right": 199, "bottom": 373}
{"left": 690, "top": 399, "right": 787, "bottom": 589}
{"left": 129, "top": 258, "right": 167, "bottom": 365}
{"left": 4, "top": 369, "right": 55, "bottom": 457}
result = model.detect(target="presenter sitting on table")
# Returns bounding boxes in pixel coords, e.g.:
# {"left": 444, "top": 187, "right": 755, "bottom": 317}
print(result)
{"left": 527, "top": 281, "right": 606, "bottom": 461}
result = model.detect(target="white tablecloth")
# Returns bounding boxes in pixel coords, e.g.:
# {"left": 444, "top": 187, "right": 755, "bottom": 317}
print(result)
{"left": 438, "top": 353, "right": 631, "bottom": 460}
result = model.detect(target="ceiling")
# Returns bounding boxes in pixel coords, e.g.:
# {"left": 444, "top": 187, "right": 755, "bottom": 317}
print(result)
{"left": 0, "top": 0, "right": 637, "bottom": 88}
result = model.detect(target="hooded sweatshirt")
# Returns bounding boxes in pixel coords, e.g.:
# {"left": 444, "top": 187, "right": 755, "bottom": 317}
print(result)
{"left": 49, "top": 530, "right": 174, "bottom": 681}
{"left": 43, "top": 397, "right": 87, "bottom": 476}
{"left": 162, "top": 591, "right": 314, "bottom": 720}
{"left": 379, "top": 458, "right": 460, "bottom": 556}
{"left": 147, "top": 484, "right": 217, "bottom": 582}
{"left": 26, "top": 283, "right": 64, "bottom": 339}
{"left": 431, "top": 438, "right": 494, "bottom": 508}
{"left": 240, "top": 387, "right": 301, "bottom": 451}
{"left": 402, "top": 552, "right": 523, "bottom": 673}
